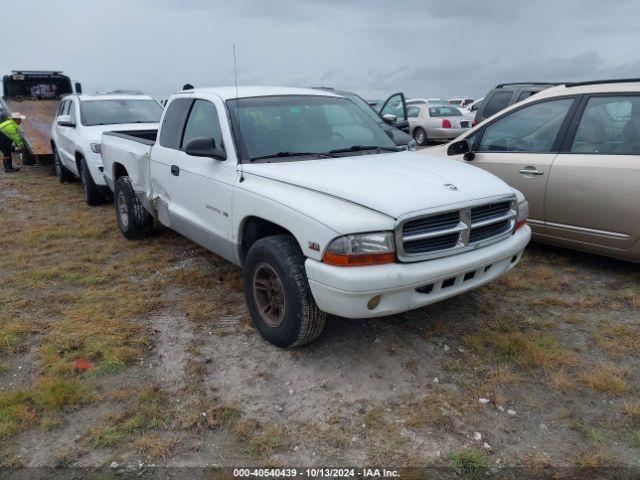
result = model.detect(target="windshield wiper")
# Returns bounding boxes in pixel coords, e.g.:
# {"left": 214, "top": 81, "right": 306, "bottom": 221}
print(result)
{"left": 249, "top": 151, "right": 329, "bottom": 162}
{"left": 328, "top": 145, "right": 401, "bottom": 155}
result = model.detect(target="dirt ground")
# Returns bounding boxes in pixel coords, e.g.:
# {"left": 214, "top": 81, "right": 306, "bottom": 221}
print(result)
{"left": 1, "top": 165, "right": 639, "bottom": 474}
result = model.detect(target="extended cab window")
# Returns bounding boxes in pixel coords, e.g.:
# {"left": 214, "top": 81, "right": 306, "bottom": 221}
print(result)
{"left": 483, "top": 91, "right": 513, "bottom": 118}
{"left": 181, "top": 100, "right": 224, "bottom": 150}
{"left": 478, "top": 98, "right": 573, "bottom": 153}
{"left": 571, "top": 96, "right": 640, "bottom": 154}
{"left": 159, "top": 98, "right": 192, "bottom": 149}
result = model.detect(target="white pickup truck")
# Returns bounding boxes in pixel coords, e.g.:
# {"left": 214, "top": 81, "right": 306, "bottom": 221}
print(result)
{"left": 101, "top": 87, "right": 531, "bottom": 348}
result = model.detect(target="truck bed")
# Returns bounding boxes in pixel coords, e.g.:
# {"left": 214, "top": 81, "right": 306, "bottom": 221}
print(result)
{"left": 101, "top": 130, "right": 158, "bottom": 210}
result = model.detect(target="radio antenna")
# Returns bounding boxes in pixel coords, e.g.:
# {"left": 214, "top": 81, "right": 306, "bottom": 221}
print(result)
{"left": 233, "top": 44, "right": 245, "bottom": 183}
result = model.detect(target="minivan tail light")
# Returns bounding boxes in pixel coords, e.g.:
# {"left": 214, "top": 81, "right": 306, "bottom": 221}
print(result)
{"left": 442, "top": 119, "right": 452, "bottom": 129}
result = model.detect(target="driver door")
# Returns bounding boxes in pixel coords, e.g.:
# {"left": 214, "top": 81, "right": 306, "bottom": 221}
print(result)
{"left": 380, "top": 92, "right": 409, "bottom": 133}
{"left": 458, "top": 97, "right": 577, "bottom": 231}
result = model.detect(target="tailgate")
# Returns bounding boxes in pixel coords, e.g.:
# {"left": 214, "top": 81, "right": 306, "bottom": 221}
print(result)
{"left": 5, "top": 99, "right": 58, "bottom": 156}
{"left": 101, "top": 133, "right": 154, "bottom": 198}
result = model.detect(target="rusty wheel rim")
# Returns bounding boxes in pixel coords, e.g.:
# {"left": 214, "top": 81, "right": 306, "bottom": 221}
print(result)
{"left": 252, "top": 263, "right": 285, "bottom": 328}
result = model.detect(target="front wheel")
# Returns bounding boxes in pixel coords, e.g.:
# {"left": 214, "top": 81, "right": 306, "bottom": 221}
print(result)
{"left": 113, "top": 176, "right": 154, "bottom": 240}
{"left": 79, "top": 158, "right": 105, "bottom": 206}
{"left": 54, "top": 148, "right": 74, "bottom": 183}
{"left": 413, "top": 127, "right": 428, "bottom": 146}
{"left": 244, "top": 235, "right": 326, "bottom": 348}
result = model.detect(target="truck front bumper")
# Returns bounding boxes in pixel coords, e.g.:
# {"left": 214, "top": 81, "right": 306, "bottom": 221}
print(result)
{"left": 305, "top": 225, "right": 531, "bottom": 318}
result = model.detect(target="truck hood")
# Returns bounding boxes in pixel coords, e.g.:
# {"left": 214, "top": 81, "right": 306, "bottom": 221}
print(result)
{"left": 242, "top": 151, "right": 516, "bottom": 219}
{"left": 85, "top": 123, "right": 159, "bottom": 144}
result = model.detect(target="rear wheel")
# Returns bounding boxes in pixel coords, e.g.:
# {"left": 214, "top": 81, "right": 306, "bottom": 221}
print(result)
{"left": 54, "top": 148, "right": 73, "bottom": 183}
{"left": 413, "top": 127, "right": 428, "bottom": 146}
{"left": 114, "top": 176, "right": 154, "bottom": 240}
{"left": 79, "top": 158, "right": 105, "bottom": 206}
{"left": 244, "top": 235, "right": 326, "bottom": 348}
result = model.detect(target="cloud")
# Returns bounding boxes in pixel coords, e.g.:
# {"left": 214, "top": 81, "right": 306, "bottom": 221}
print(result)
{"left": 1, "top": 0, "right": 639, "bottom": 101}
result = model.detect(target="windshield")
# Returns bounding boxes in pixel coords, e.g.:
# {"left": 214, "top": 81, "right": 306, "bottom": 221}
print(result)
{"left": 341, "top": 92, "right": 383, "bottom": 124}
{"left": 80, "top": 99, "right": 163, "bottom": 126}
{"left": 227, "top": 95, "right": 397, "bottom": 162}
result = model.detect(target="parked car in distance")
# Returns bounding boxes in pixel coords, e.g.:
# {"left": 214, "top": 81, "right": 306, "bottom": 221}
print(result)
{"left": 407, "top": 98, "right": 447, "bottom": 106}
{"left": 474, "top": 82, "right": 559, "bottom": 124}
{"left": 408, "top": 103, "right": 471, "bottom": 145}
{"left": 314, "top": 87, "right": 413, "bottom": 148}
{"left": 422, "top": 78, "right": 640, "bottom": 262}
{"left": 51, "top": 91, "right": 163, "bottom": 205}
{"left": 462, "top": 97, "right": 484, "bottom": 123}
{"left": 448, "top": 97, "right": 474, "bottom": 108}
{"left": 101, "top": 86, "right": 531, "bottom": 347}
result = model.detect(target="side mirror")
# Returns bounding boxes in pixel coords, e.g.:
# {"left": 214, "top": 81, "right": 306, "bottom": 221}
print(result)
{"left": 57, "top": 115, "right": 76, "bottom": 128}
{"left": 184, "top": 137, "right": 227, "bottom": 161}
{"left": 382, "top": 113, "right": 397, "bottom": 125}
{"left": 447, "top": 139, "right": 475, "bottom": 159}
{"left": 75, "top": 82, "right": 83, "bottom": 94}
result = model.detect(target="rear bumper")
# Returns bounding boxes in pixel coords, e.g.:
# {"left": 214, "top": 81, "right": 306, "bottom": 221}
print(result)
{"left": 429, "top": 127, "right": 468, "bottom": 140}
{"left": 305, "top": 225, "right": 531, "bottom": 318}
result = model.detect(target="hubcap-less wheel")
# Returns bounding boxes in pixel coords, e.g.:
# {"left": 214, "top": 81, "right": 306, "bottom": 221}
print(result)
{"left": 252, "top": 263, "right": 285, "bottom": 328}
{"left": 116, "top": 191, "right": 129, "bottom": 229}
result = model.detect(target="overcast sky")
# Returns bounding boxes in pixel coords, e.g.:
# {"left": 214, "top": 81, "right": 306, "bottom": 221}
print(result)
{"left": 3, "top": 0, "right": 639, "bottom": 101}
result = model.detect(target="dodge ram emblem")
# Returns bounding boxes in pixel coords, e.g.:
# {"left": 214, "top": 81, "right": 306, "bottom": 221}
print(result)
{"left": 443, "top": 183, "right": 458, "bottom": 191}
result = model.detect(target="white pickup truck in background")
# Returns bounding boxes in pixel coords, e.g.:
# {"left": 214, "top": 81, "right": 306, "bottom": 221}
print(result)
{"left": 101, "top": 86, "right": 531, "bottom": 348}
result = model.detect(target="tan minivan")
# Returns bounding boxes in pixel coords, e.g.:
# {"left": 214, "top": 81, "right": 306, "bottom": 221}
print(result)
{"left": 424, "top": 79, "right": 640, "bottom": 262}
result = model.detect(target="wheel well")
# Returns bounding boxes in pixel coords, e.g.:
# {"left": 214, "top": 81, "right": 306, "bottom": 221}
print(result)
{"left": 240, "top": 217, "right": 295, "bottom": 264}
{"left": 75, "top": 152, "right": 83, "bottom": 172}
{"left": 113, "top": 163, "right": 129, "bottom": 180}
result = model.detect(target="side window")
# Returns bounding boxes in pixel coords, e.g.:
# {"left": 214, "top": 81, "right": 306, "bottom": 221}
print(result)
{"left": 516, "top": 90, "right": 536, "bottom": 102}
{"left": 181, "top": 100, "right": 224, "bottom": 151}
{"left": 482, "top": 91, "right": 513, "bottom": 119}
{"left": 68, "top": 101, "right": 76, "bottom": 123}
{"left": 571, "top": 96, "right": 640, "bottom": 154}
{"left": 63, "top": 100, "right": 72, "bottom": 115}
{"left": 408, "top": 106, "right": 420, "bottom": 118}
{"left": 381, "top": 93, "right": 407, "bottom": 122}
{"left": 478, "top": 98, "right": 573, "bottom": 153}
{"left": 57, "top": 100, "right": 67, "bottom": 116}
{"left": 159, "top": 98, "right": 192, "bottom": 149}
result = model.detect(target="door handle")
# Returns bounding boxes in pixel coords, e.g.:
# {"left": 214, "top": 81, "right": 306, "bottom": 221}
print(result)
{"left": 519, "top": 166, "right": 544, "bottom": 176}
{"left": 171, "top": 165, "right": 180, "bottom": 176}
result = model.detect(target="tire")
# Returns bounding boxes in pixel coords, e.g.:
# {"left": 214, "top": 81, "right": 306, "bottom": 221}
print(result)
{"left": 244, "top": 235, "right": 326, "bottom": 348}
{"left": 79, "top": 157, "right": 105, "bottom": 206}
{"left": 413, "top": 127, "right": 428, "bottom": 146}
{"left": 54, "top": 148, "right": 74, "bottom": 183}
{"left": 113, "top": 176, "right": 154, "bottom": 240}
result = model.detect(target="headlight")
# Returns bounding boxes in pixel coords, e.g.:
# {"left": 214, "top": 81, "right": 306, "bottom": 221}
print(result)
{"left": 323, "top": 232, "right": 395, "bottom": 266}
{"left": 516, "top": 200, "right": 529, "bottom": 230}
{"left": 406, "top": 139, "right": 417, "bottom": 151}
{"left": 90, "top": 143, "right": 102, "bottom": 154}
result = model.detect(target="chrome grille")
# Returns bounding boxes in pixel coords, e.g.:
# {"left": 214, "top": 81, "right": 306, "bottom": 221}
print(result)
{"left": 397, "top": 197, "right": 517, "bottom": 262}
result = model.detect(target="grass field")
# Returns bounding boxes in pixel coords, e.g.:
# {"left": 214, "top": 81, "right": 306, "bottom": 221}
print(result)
{"left": 1, "top": 165, "right": 639, "bottom": 470}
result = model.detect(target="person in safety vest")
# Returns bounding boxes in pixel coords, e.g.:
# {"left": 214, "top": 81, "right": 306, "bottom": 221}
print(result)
{"left": 0, "top": 112, "right": 27, "bottom": 173}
